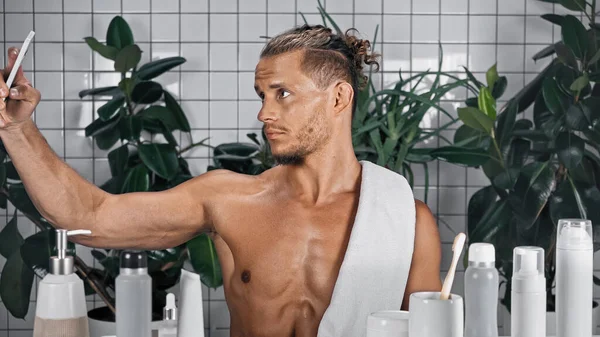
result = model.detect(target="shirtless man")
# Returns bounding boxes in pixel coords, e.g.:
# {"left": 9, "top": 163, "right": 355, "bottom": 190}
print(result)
{"left": 0, "top": 24, "right": 442, "bottom": 336}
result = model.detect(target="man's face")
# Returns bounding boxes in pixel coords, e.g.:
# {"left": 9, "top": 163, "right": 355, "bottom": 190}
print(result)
{"left": 254, "top": 50, "right": 332, "bottom": 165}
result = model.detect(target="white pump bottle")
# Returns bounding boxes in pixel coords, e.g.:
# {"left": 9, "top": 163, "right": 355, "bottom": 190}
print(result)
{"left": 33, "top": 229, "right": 91, "bottom": 337}
{"left": 511, "top": 246, "right": 546, "bottom": 337}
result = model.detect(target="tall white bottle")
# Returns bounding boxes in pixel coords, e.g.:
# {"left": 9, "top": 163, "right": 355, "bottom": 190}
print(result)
{"left": 33, "top": 229, "right": 92, "bottom": 337}
{"left": 115, "top": 250, "right": 152, "bottom": 337}
{"left": 556, "top": 219, "right": 593, "bottom": 337}
{"left": 464, "top": 243, "right": 498, "bottom": 337}
{"left": 511, "top": 246, "right": 546, "bottom": 337}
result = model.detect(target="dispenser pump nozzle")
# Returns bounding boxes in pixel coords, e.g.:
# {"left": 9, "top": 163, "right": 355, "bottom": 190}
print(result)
{"left": 51, "top": 229, "right": 92, "bottom": 275}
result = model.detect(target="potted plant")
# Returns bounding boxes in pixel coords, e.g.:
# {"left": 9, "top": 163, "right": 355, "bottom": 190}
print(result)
{"left": 0, "top": 15, "right": 221, "bottom": 336}
{"left": 428, "top": 0, "right": 600, "bottom": 333}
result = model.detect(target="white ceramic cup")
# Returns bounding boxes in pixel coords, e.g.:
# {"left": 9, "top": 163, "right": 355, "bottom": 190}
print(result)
{"left": 408, "top": 291, "right": 464, "bottom": 337}
{"left": 366, "top": 310, "right": 409, "bottom": 337}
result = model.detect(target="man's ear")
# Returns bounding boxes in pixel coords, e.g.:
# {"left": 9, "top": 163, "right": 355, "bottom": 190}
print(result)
{"left": 332, "top": 81, "right": 353, "bottom": 116}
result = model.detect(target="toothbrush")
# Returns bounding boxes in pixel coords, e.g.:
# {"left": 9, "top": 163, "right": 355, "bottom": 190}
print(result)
{"left": 440, "top": 232, "right": 466, "bottom": 300}
{"left": 3, "top": 31, "right": 35, "bottom": 102}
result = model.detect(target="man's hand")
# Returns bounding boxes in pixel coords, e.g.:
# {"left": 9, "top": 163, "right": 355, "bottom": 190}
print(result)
{"left": 0, "top": 47, "right": 41, "bottom": 129}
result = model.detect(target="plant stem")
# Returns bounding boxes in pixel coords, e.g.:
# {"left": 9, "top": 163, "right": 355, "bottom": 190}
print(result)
{"left": 491, "top": 130, "right": 506, "bottom": 169}
{"left": 178, "top": 139, "right": 214, "bottom": 155}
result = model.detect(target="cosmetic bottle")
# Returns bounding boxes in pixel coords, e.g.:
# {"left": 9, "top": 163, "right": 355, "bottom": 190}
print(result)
{"left": 464, "top": 243, "right": 498, "bottom": 337}
{"left": 511, "top": 246, "right": 546, "bottom": 337}
{"left": 115, "top": 250, "right": 152, "bottom": 337}
{"left": 158, "top": 293, "right": 178, "bottom": 337}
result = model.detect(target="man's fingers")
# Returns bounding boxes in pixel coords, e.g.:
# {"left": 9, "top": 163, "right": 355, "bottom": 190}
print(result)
{"left": 8, "top": 84, "right": 39, "bottom": 103}
{"left": 4, "top": 47, "right": 28, "bottom": 86}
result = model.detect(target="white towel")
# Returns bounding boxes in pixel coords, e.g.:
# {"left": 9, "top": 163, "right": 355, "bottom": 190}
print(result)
{"left": 317, "top": 160, "right": 416, "bottom": 337}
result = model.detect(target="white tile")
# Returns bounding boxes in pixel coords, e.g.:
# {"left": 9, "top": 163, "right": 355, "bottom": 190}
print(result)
{"left": 437, "top": 215, "right": 466, "bottom": 243}
{"left": 65, "top": 43, "right": 92, "bottom": 71}
{"left": 35, "top": 0, "right": 63, "bottom": 12}
{"left": 35, "top": 14, "right": 63, "bottom": 41}
{"left": 410, "top": 44, "right": 439, "bottom": 72}
{"left": 5, "top": 0, "right": 32, "bottom": 11}
{"left": 413, "top": 0, "right": 439, "bottom": 13}
{"left": 93, "top": 0, "right": 120, "bottom": 12}
{"left": 526, "top": 0, "right": 554, "bottom": 14}
{"left": 65, "top": 130, "right": 94, "bottom": 157}
{"left": 181, "top": 73, "right": 209, "bottom": 99}
{"left": 441, "top": 0, "right": 468, "bottom": 14}
{"left": 504, "top": 73, "right": 525, "bottom": 98}
{"left": 210, "top": 73, "right": 238, "bottom": 100}
{"left": 65, "top": 72, "right": 92, "bottom": 100}
{"left": 525, "top": 45, "right": 552, "bottom": 73}
{"left": 122, "top": 14, "right": 150, "bottom": 42}
{"left": 412, "top": 15, "right": 439, "bottom": 43}
{"left": 441, "top": 15, "right": 467, "bottom": 43}
{"left": 410, "top": 161, "right": 438, "bottom": 186}
{"left": 413, "top": 186, "right": 438, "bottom": 212}
{"left": 210, "top": 101, "right": 238, "bottom": 128}
{"left": 210, "top": 14, "right": 239, "bottom": 41}
{"left": 468, "top": 44, "right": 496, "bottom": 72}
{"left": 181, "top": 15, "right": 209, "bottom": 41}
{"left": 94, "top": 72, "right": 121, "bottom": 90}
{"left": 5, "top": 14, "right": 33, "bottom": 42}
{"left": 267, "top": 0, "right": 293, "bottom": 12}
{"left": 354, "top": 15, "right": 382, "bottom": 41}
{"left": 151, "top": 14, "right": 179, "bottom": 42}
{"left": 211, "top": 0, "right": 237, "bottom": 12}
{"left": 526, "top": 16, "right": 553, "bottom": 44}
{"left": 296, "top": 0, "right": 318, "bottom": 12}
{"left": 154, "top": 70, "right": 180, "bottom": 96}
{"left": 150, "top": 42, "right": 181, "bottom": 60}
{"left": 240, "top": 0, "right": 266, "bottom": 12}
{"left": 467, "top": 167, "right": 490, "bottom": 186}
{"left": 0, "top": 304, "right": 7, "bottom": 332}
{"left": 93, "top": 51, "right": 115, "bottom": 71}
{"left": 181, "top": 43, "right": 209, "bottom": 70}
{"left": 296, "top": 13, "right": 325, "bottom": 26}
{"left": 239, "top": 72, "right": 257, "bottom": 100}
{"left": 328, "top": 14, "right": 354, "bottom": 32}
{"left": 440, "top": 44, "right": 468, "bottom": 72}
{"left": 498, "top": 16, "right": 525, "bottom": 43}
{"left": 327, "top": 0, "right": 354, "bottom": 13}
{"left": 382, "top": 44, "right": 410, "bottom": 73}
{"left": 469, "top": 0, "right": 497, "bottom": 14}
{"left": 123, "top": 0, "right": 150, "bottom": 12}
{"left": 180, "top": 101, "right": 209, "bottom": 128}
{"left": 36, "top": 72, "right": 63, "bottom": 100}
{"left": 555, "top": 4, "right": 581, "bottom": 14}
{"left": 0, "top": 15, "right": 3, "bottom": 42}
{"left": 93, "top": 14, "right": 115, "bottom": 40}
{"left": 184, "top": 131, "right": 210, "bottom": 157}
{"left": 187, "top": 158, "right": 210, "bottom": 174}
{"left": 355, "top": 0, "right": 383, "bottom": 13}
{"left": 439, "top": 160, "right": 466, "bottom": 186}
{"left": 34, "top": 101, "right": 63, "bottom": 128}
{"left": 497, "top": 44, "right": 525, "bottom": 72}
{"left": 239, "top": 14, "right": 267, "bottom": 42}
{"left": 383, "top": 15, "right": 411, "bottom": 42}
{"left": 94, "top": 159, "right": 112, "bottom": 184}
{"left": 439, "top": 187, "right": 466, "bottom": 214}
{"left": 239, "top": 43, "right": 263, "bottom": 71}
{"left": 35, "top": 43, "right": 62, "bottom": 71}
{"left": 498, "top": 0, "right": 525, "bottom": 14}
{"left": 210, "top": 129, "right": 239, "bottom": 145}
{"left": 65, "top": 101, "right": 94, "bottom": 128}
{"left": 210, "top": 44, "right": 237, "bottom": 71}
{"left": 384, "top": 0, "right": 411, "bottom": 13}
{"left": 469, "top": 16, "right": 497, "bottom": 43}
{"left": 267, "top": 14, "right": 295, "bottom": 37}
{"left": 181, "top": 0, "right": 208, "bottom": 11}
{"left": 238, "top": 100, "right": 261, "bottom": 128}
{"left": 65, "top": 0, "right": 91, "bottom": 11}
{"left": 9, "top": 332, "right": 35, "bottom": 337}
{"left": 64, "top": 14, "right": 93, "bottom": 42}
{"left": 152, "top": 0, "right": 178, "bottom": 12}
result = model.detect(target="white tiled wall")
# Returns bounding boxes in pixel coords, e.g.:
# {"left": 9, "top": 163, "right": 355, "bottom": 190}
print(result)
{"left": 0, "top": 0, "right": 595, "bottom": 336}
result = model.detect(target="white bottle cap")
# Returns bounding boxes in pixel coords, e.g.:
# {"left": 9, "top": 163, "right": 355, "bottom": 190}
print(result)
{"left": 557, "top": 218, "right": 593, "bottom": 250}
{"left": 468, "top": 243, "right": 495, "bottom": 264}
{"left": 164, "top": 293, "right": 177, "bottom": 321}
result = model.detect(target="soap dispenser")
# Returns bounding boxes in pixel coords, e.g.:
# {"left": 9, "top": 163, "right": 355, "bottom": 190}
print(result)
{"left": 33, "top": 229, "right": 92, "bottom": 337}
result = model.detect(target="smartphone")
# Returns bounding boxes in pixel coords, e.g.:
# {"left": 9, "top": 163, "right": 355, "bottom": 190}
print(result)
{"left": 3, "top": 30, "right": 35, "bottom": 102}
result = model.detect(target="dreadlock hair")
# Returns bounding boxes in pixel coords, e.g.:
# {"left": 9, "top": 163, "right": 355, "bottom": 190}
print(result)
{"left": 259, "top": 24, "right": 380, "bottom": 117}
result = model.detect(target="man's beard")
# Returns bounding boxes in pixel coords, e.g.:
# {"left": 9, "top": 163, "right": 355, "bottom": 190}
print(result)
{"left": 273, "top": 151, "right": 305, "bottom": 166}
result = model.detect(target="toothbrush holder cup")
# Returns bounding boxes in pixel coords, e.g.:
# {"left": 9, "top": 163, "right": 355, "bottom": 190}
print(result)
{"left": 408, "top": 291, "right": 464, "bottom": 337}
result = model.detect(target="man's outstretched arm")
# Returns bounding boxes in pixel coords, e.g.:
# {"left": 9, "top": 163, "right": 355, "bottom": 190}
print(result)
{"left": 0, "top": 47, "right": 220, "bottom": 250}
{"left": 401, "top": 199, "right": 443, "bottom": 310}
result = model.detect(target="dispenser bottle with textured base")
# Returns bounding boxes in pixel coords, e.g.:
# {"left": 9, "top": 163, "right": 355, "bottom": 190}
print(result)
{"left": 33, "top": 229, "right": 92, "bottom": 337}
{"left": 115, "top": 250, "right": 152, "bottom": 337}
{"left": 511, "top": 246, "right": 546, "bottom": 337}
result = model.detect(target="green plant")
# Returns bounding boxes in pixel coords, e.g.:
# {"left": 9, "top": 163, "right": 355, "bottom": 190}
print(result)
{"left": 0, "top": 15, "right": 221, "bottom": 321}
{"left": 208, "top": 1, "right": 477, "bottom": 208}
{"left": 433, "top": 0, "right": 600, "bottom": 313}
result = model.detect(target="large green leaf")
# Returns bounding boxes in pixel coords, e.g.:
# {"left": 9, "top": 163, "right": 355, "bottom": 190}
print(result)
{"left": 569, "top": 74, "right": 589, "bottom": 93}
{"left": 121, "top": 165, "right": 150, "bottom": 193}
{"left": 565, "top": 102, "right": 590, "bottom": 130}
{"left": 164, "top": 91, "right": 191, "bottom": 132}
{"left": 467, "top": 185, "right": 498, "bottom": 237}
{"left": 95, "top": 127, "right": 121, "bottom": 150}
{"left": 561, "top": 14, "right": 589, "bottom": 59}
{"left": 463, "top": 66, "right": 482, "bottom": 89}
{"left": 555, "top": 42, "right": 579, "bottom": 69}
{"left": 542, "top": 77, "right": 570, "bottom": 116}
{"left": 131, "top": 81, "right": 163, "bottom": 104}
{"left": 135, "top": 57, "right": 186, "bottom": 81}
{"left": 559, "top": 0, "right": 586, "bottom": 11}
{"left": 541, "top": 14, "right": 564, "bottom": 26}
{"left": 496, "top": 102, "right": 518, "bottom": 148}
{"left": 138, "top": 105, "right": 187, "bottom": 132}
{"left": 430, "top": 146, "right": 491, "bottom": 166}
{"left": 106, "top": 16, "right": 134, "bottom": 50}
{"left": 509, "top": 162, "right": 556, "bottom": 229}
{"left": 513, "top": 60, "right": 558, "bottom": 112}
{"left": 78, "top": 86, "right": 121, "bottom": 99}
{"left": 478, "top": 87, "right": 497, "bottom": 120}
{"left": 83, "top": 37, "right": 118, "bottom": 60}
{"left": 7, "top": 184, "right": 43, "bottom": 220}
{"left": 493, "top": 168, "right": 520, "bottom": 191}
{"left": 507, "top": 138, "right": 531, "bottom": 168}
{"left": 486, "top": 64, "right": 499, "bottom": 91}
{"left": 85, "top": 114, "right": 121, "bottom": 137}
{"left": 453, "top": 124, "right": 490, "bottom": 148}
{"left": 97, "top": 96, "right": 125, "bottom": 121}
{"left": 138, "top": 144, "right": 179, "bottom": 180}
{"left": 140, "top": 118, "right": 178, "bottom": 147}
{"left": 491, "top": 76, "right": 508, "bottom": 99}
{"left": 187, "top": 234, "right": 222, "bottom": 288}
{"left": 0, "top": 211, "right": 22, "bottom": 259}
{"left": 108, "top": 144, "right": 129, "bottom": 177}
{"left": 114, "top": 44, "right": 142, "bottom": 73}
{"left": 458, "top": 107, "right": 494, "bottom": 134}
{"left": 469, "top": 200, "right": 512, "bottom": 244}
{"left": 555, "top": 131, "right": 584, "bottom": 169}
{"left": 118, "top": 115, "right": 143, "bottom": 141}
{"left": 550, "top": 180, "right": 586, "bottom": 225}
{"left": 0, "top": 248, "right": 34, "bottom": 318}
